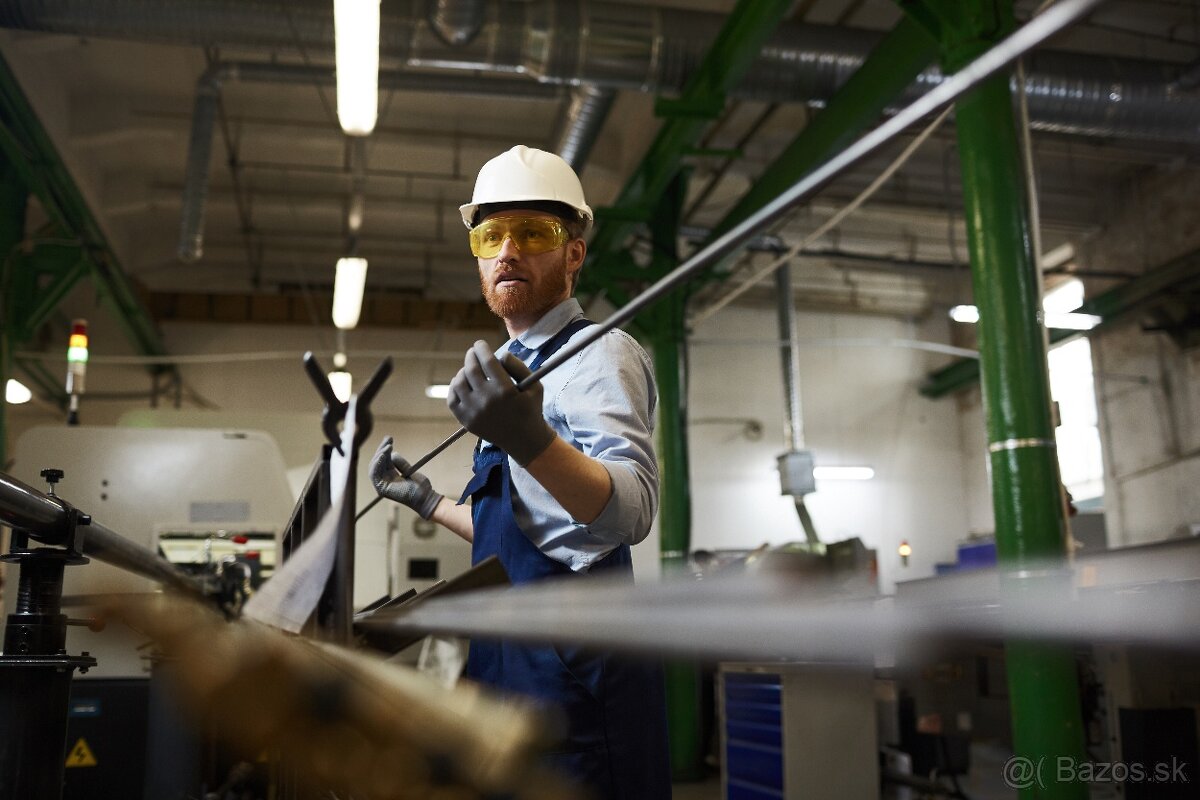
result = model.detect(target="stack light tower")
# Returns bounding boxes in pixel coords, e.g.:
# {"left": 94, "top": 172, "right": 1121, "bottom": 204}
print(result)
{"left": 65, "top": 319, "right": 88, "bottom": 426}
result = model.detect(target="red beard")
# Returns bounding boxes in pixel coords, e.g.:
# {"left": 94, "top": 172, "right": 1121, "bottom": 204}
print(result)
{"left": 479, "top": 254, "right": 570, "bottom": 321}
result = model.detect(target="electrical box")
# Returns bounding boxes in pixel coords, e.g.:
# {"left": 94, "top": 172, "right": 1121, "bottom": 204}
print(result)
{"left": 777, "top": 450, "right": 816, "bottom": 497}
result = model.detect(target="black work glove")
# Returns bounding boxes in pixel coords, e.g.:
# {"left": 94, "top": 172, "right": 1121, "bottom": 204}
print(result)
{"left": 447, "top": 340, "right": 556, "bottom": 466}
{"left": 368, "top": 436, "right": 444, "bottom": 519}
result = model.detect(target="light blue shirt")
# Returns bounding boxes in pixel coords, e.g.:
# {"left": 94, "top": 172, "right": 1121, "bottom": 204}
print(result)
{"left": 495, "top": 297, "right": 659, "bottom": 572}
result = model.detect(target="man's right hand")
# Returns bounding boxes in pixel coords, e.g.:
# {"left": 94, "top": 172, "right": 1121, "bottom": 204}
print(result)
{"left": 368, "top": 436, "right": 444, "bottom": 519}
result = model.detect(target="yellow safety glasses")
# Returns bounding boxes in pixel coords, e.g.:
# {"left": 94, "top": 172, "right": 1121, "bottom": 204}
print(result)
{"left": 468, "top": 216, "right": 571, "bottom": 258}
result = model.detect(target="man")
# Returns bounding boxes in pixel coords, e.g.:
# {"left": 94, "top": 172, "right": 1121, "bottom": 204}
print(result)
{"left": 369, "top": 145, "right": 671, "bottom": 799}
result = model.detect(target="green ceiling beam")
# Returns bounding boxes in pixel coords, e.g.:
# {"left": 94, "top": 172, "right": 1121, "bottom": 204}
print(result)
{"left": 920, "top": 247, "right": 1200, "bottom": 398}
{"left": 704, "top": 16, "right": 938, "bottom": 251}
{"left": 582, "top": 0, "right": 794, "bottom": 297}
{"left": 0, "top": 51, "right": 168, "bottom": 364}
{"left": 20, "top": 248, "right": 90, "bottom": 339}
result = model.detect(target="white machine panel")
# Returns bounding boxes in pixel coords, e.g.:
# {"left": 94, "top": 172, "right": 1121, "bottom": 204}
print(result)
{"left": 4, "top": 426, "right": 293, "bottom": 678}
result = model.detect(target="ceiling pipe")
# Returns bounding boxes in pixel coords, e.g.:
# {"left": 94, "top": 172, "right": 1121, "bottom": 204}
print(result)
{"left": 176, "top": 61, "right": 560, "bottom": 262}
{"left": 4, "top": 0, "right": 1200, "bottom": 144}
{"left": 555, "top": 86, "right": 616, "bottom": 174}
{"left": 429, "top": 0, "right": 486, "bottom": 46}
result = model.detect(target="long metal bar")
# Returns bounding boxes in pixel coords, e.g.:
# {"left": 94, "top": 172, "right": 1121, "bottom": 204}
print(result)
{"left": 0, "top": 471, "right": 202, "bottom": 595}
{"left": 405, "top": 0, "right": 1106, "bottom": 475}
{"left": 358, "top": 562, "right": 1200, "bottom": 662}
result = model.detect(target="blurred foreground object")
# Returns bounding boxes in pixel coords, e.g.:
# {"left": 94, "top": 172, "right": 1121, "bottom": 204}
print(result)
{"left": 106, "top": 593, "right": 578, "bottom": 800}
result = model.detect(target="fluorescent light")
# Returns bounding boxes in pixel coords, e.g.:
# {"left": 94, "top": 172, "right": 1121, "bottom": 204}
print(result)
{"left": 425, "top": 384, "right": 450, "bottom": 399}
{"left": 332, "top": 257, "right": 368, "bottom": 330}
{"left": 949, "top": 304, "right": 980, "bottom": 323}
{"left": 949, "top": 302, "right": 1100, "bottom": 330}
{"left": 334, "top": 0, "right": 380, "bottom": 135}
{"left": 813, "top": 466, "right": 875, "bottom": 481}
{"left": 1044, "top": 312, "right": 1101, "bottom": 331}
{"left": 6, "top": 379, "right": 32, "bottom": 404}
{"left": 328, "top": 370, "right": 353, "bottom": 402}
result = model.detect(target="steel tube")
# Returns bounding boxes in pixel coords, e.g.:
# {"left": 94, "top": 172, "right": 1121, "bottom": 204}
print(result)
{"left": 949, "top": 3, "right": 1088, "bottom": 796}
{"left": 408, "top": 0, "right": 1106, "bottom": 473}
{"left": 774, "top": 264, "right": 804, "bottom": 451}
{"left": 0, "top": 472, "right": 202, "bottom": 595}
{"left": 0, "top": 472, "right": 70, "bottom": 533}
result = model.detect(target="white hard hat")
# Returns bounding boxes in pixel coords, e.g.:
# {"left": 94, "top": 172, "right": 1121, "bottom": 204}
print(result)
{"left": 459, "top": 145, "right": 593, "bottom": 229}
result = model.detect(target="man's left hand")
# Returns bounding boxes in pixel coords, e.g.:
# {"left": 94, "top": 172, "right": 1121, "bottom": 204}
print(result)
{"left": 448, "top": 341, "right": 556, "bottom": 465}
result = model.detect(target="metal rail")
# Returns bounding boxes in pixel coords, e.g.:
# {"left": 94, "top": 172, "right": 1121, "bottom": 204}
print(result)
{"left": 0, "top": 471, "right": 202, "bottom": 596}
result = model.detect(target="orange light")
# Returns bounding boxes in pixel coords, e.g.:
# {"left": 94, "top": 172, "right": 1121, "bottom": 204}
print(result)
{"left": 69, "top": 333, "right": 88, "bottom": 349}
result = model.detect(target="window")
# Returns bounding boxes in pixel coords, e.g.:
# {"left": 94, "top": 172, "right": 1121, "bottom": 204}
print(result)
{"left": 1045, "top": 279, "right": 1104, "bottom": 502}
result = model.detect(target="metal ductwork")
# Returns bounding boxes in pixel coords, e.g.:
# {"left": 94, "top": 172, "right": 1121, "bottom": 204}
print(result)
{"left": 430, "top": 0, "right": 486, "bottom": 46}
{"left": 4, "top": 0, "right": 1199, "bottom": 143}
{"left": 556, "top": 86, "right": 616, "bottom": 173}
{"left": 175, "top": 61, "right": 561, "bottom": 261}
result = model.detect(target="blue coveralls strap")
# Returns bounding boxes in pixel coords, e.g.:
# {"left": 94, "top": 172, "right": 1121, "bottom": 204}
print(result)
{"left": 457, "top": 317, "right": 673, "bottom": 800}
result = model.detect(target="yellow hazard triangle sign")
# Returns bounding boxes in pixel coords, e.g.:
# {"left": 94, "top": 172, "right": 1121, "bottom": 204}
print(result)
{"left": 65, "top": 738, "right": 97, "bottom": 768}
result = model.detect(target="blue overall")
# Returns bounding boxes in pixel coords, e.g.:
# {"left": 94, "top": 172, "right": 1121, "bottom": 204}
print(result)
{"left": 458, "top": 318, "right": 672, "bottom": 799}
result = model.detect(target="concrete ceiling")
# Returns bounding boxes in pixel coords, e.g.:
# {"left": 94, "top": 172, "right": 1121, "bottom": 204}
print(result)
{"left": 2, "top": 0, "right": 1198, "bottom": 329}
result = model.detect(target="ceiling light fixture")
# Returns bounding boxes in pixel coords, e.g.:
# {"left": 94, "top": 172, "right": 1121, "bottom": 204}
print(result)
{"left": 334, "top": 0, "right": 381, "bottom": 135}
{"left": 425, "top": 384, "right": 451, "bottom": 400}
{"left": 332, "top": 257, "right": 368, "bottom": 330}
{"left": 5, "top": 379, "right": 32, "bottom": 404}
{"left": 328, "top": 370, "right": 353, "bottom": 403}
{"left": 949, "top": 304, "right": 1100, "bottom": 331}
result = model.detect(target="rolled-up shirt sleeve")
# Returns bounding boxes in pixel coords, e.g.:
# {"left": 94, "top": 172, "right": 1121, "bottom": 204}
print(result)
{"left": 552, "top": 329, "right": 659, "bottom": 546}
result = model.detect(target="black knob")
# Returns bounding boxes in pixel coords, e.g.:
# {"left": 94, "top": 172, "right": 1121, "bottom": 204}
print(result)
{"left": 40, "top": 469, "right": 64, "bottom": 490}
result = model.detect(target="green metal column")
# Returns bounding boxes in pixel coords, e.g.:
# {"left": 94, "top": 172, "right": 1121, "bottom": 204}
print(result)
{"left": 0, "top": 154, "right": 29, "bottom": 463}
{"left": 649, "top": 297, "right": 704, "bottom": 781}
{"left": 640, "top": 171, "right": 704, "bottom": 781}
{"left": 931, "top": 0, "right": 1088, "bottom": 795}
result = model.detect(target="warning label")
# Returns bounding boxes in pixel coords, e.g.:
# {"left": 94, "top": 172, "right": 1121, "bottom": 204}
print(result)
{"left": 65, "top": 738, "right": 97, "bottom": 768}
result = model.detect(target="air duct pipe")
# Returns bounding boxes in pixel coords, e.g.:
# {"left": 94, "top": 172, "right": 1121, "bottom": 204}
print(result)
{"left": 4, "top": 0, "right": 1199, "bottom": 144}
{"left": 430, "top": 0, "right": 486, "bottom": 46}
{"left": 556, "top": 86, "right": 616, "bottom": 174}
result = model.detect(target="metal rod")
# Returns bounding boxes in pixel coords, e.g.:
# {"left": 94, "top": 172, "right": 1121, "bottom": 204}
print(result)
{"left": 775, "top": 264, "right": 804, "bottom": 451}
{"left": 399, "top": 0, "right": 1105, "bottom": 474}
{"left": 0, "top": 471, "right": 202, "bottom": 596}
{"left": 0, "top": 472, "right": 69, "bottom": 532}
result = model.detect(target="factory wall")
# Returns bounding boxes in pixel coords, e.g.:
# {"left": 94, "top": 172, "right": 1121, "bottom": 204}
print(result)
{"left": 687, "top": 305, "right": 971, "bottom": 594}
{"left": 1077, "top": 164, "right": 1200, "bottom": 546}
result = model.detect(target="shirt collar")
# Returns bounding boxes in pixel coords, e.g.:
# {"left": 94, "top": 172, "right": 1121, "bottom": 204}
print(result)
{"left": 506, "top": 297, "right": 584, "bottom": 353}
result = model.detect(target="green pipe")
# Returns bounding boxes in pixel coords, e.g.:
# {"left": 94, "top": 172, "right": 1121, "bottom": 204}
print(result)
{"left": 583, "top": 0, "right": 794, "bottom": 292}
{"left": 0, "top": 154, "right": 28, "bottom": 462}
{"left": 953, "top": 28, "right": 1087, "bottom": 800}
{"left": 706, "top": 16, "right": 938, "bottom": 244}
{"left": 649, "top": 294, "right": 704, "bottom": 781}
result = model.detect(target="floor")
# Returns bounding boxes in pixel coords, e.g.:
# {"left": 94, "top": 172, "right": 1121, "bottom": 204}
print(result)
{"left": 671, "top": 777, "right": 722, "bottom": 799}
